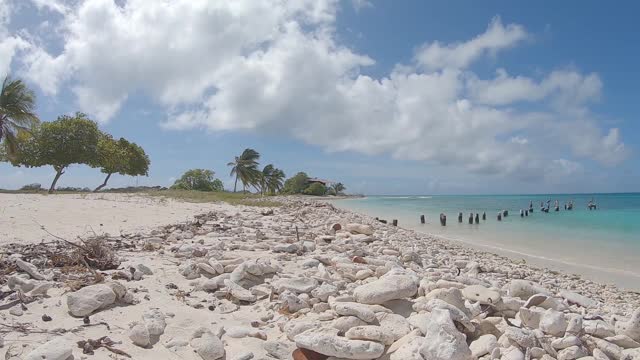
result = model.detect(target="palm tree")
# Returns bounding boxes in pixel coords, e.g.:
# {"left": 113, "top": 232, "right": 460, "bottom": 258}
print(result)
{"left": 331, "top": 182, "right": 346, "bottom": 195}
{"left": 267, "top": 168, "right": 286, "bottom": 195}
{"left": 0, "top": 76, "right": 39, "bottom": 158}
{"left": 259, "top": 164, "right": 274, "bottom": 195}
{"left": 227, "top": 148, "right": 260, "bottom": 192}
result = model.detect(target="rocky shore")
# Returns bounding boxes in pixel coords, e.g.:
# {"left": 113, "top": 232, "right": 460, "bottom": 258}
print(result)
{"left": 1, "top": 197, "right": 640, "bottom": 360}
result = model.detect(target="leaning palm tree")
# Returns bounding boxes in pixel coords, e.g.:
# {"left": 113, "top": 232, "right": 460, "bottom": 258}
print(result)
{"left": 267, "top": 168, "right": 286, "bottom": 195}
{"left": 227, "top": 148, "right": 261, "bottom": 192}
{"left": 331, "top": 182, "right": 346, "bottom": 195}
{"left": 0, "top": 76, "right": 39, "bottom": 158}
{"left": 259, "top": 164, "right": 275, "bottom": 195}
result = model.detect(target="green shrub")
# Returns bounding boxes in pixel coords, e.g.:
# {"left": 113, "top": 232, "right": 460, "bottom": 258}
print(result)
{"left": 20, "top": 183, "right": 42, "bottom": 191}
{"left": 171, "top": 169, "right": 224, "bottom": 192}
{"left": 303, "top": 182, "right": 327, "bottom": 196}
{"left": 283, "top": 172, "right": 310, "bottom": 194}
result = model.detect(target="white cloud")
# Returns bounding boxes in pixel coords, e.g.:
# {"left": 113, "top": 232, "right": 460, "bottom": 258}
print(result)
{"left": 30, "top": 0, "right": 70, "bottom": 14}
{"left": 415, "top": 17, "right": 528, "bottom": 71}
{"left": 0, "top": 1, "right": 29, "bottom": 77}
{"left": 510, "top": 136, "right": 529, "bottom": 145}
{"left": 351, "top": 0, "right": 373, "bottom": 11}
{"left": 6, "top": 1, "right": 629, "bottom": 180}
{"left": 467, "top": 68, "right": 602, "bottom": 107}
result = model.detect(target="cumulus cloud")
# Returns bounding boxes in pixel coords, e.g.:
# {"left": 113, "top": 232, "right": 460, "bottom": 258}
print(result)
{"left": 30, "top": 0, "right": 70, "bottom": 14}
{"left": 351, "top": 0, "right": 373, "bottom": 11}
{"left": 6, "top": 0, "right": 629, "bottom": 180}
{"left": 0, "top": 1, "right": 29, "bottom": 77}
{"left": 415, "top": 17, "right": 528, "bottom": 71}
{"left": 467, "top": 68, "right": 602, "bottom": 107}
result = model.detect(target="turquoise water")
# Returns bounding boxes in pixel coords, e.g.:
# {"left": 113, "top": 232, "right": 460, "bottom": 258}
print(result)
{"left": 333, "top": 193, "right": 640, "bottom": 288}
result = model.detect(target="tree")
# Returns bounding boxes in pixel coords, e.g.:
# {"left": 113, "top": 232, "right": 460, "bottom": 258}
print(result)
{"left": 259, "top": 164, "right": 274, "bottom": 195}
{"left": 282, "top": 172, "right": 310, "bottom": 194}
{"left": 303, "top": 182, "right": 327, "bottom": 196}
{"left": 0, "top": 143, "right": 7, "bottom": 163}
{"left": 11, "top": 113, "right": 101, "bottom": 193}
{"left": 0, "top": 76, "right": 39, "bottom": 159}
{"left": 171, "top": 169, "right": 224, "bottom": 191}
{"left": 94, "top": 134, "right": 150, "bottom": 192}
{"left": 227, "top": 148, "right": 260, "bottom": 192}
{"left": 267, "top": 168, "right": 286, "bottom": 195}
{"left": 257, "top": 165, "right": 286, "bottom": 195}
{"left": 330, "top": 182, "right": 346, "bottom": 195}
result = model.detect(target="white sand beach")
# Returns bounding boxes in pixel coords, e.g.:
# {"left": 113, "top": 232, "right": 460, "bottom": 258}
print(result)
{"left": 1, "top": 194, "right": 640, "bottom": 360}
{"left": 0, "top": 193, "right": 227, "bottom": 245}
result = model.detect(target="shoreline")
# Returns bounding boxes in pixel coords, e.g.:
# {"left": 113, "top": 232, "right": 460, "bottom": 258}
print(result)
{"left": 2, "top": 193, "right": 640, "bottom": 359}
{"left": 329, "top": 197, "right": 640, "bottom": 291}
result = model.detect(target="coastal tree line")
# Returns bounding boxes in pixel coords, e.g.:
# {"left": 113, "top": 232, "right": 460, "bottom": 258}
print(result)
{"left": 0, "top": 76, "right": 346, "bottom": 196}
{"left": 0, "top": 77, "right": 150, "bottom": 193}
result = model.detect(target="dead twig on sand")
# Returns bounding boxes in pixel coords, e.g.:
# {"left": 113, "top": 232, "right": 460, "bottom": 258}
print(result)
{"left": 0, "top": 291, "right": 41, "bottom": 311}
{"left": 35, "top": 221, "right": 89, "bottom": 253}
{"left": 77, "top": 336, "right": 131, "bottom": 358}
{"left": 1, "top": 320, "right": 111, "bottom": 336}
{"left": 33, "top": 221, "right": 121, "bottom": 271}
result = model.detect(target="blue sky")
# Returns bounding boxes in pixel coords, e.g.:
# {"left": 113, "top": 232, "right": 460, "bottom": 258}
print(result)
{"left": 1, "top": 0, "right": 638, "bottom": 194}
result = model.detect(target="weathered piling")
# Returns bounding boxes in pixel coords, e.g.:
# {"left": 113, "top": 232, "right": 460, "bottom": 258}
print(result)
{"left": 520, "top": 209, "right": 524, "bottom": 217}
{"left": 440, "top": 213, "right": 446, "bottom": 226}
{"left": 525, "top": 210, "right": 529, "bottom": 216}
{"left": 482, "top": 212, "right": 486, "bottom": 220}
{"left": 503, "top": 210, "right": 509, "bottom": 217}
{"left": 458, "top": 212, "right": 463, "bottom": 223}
{"left": 392, "top": 219, "right": 398, "bottom": 226}
{"left": 497, "top": 212, "right": 502, "bottom": 221}
{"left": 474, "top": 213, "right": 480, "bottom": 224}
{"left": 420, "top": 215, "right": 425, "bottom": 224}
{"left": 468, "top": 213, "right": 473, "bottom": 224}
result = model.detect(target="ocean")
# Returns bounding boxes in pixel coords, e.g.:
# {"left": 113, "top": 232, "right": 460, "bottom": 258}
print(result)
{"left": 332, "top": 193, "right": 640, "bottom": 289}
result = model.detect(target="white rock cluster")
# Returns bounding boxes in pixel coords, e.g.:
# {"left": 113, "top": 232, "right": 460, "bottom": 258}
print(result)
{"left": 2, "top": 198, "right": 640, "bottom": 360}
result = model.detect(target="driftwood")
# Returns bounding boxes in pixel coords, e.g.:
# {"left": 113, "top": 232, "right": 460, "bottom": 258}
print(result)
{"left": 77, "top": 336, "right": 131, "bottom": 358}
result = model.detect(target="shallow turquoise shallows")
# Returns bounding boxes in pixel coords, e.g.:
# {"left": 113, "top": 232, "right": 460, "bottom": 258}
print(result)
{"left": 332, "top": 193, "right": 640, "bottom": 288}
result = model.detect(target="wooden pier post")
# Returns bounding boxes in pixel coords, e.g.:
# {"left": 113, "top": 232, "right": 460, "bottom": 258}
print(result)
{"left": 458, "top": 212, "right": 463, "bottom": 223}
{"left": 520, "top": 209, "right": 524, "bottom": 217}
{"left": 503, "top": 210, "right": 509, "bottom": 217}
{"left": 497, "top": 212, "right": 502, "bottom": 221}
{"left": 475, "top": 213, "right": 480, "bottom": 224}
{"left": 525, "top": 210, "right": 529, "bottom": 217}
{"left": 420, "top": 215, "right": 425, "bottom": 224}
{"left": 468, "top": 213, "right": 473, "bottom": 224}
{"left": 392, "top": 219, "right": 398, "bottom": 226}
{"left": 440, "top": 213, "right": 447, "bottom": 226}
{"left": 482, "top": 212, "right": 486, "bottom": 220}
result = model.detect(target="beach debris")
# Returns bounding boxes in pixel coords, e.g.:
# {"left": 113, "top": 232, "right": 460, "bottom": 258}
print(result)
{"left": 1, "top": 196, "right": 639, "bottom": 360}
{"left": 77, "top": 336, "right": 131, "bottom": 357}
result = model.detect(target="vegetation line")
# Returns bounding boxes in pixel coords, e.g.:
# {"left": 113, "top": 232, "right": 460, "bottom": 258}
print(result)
{"left": 1, "top": 75, "right": 347, "bottom": 198}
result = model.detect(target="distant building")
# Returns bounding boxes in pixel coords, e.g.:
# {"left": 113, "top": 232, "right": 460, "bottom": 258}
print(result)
{"left": 307, "top": 178, "right": 334, "bottom": 187}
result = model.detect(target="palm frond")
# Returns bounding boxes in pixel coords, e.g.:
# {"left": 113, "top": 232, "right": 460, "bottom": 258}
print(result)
{"left": 0, "top": 76, "right": 40, "bottom": 148}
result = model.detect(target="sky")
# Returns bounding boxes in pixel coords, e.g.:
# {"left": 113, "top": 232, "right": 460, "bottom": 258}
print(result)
{"left": 0, "top": 0, "right": 638, "bottom": 195}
